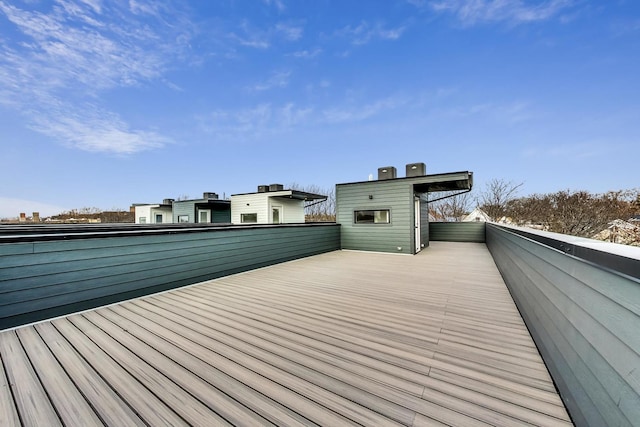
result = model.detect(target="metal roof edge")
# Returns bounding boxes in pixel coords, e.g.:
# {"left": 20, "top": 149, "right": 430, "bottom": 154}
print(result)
{"left": 336, "top": 170, "right": 473, "bottom": 187}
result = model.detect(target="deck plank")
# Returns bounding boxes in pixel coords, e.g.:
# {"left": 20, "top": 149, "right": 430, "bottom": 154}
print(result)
{"left": 0, "top": 347, "right": 23, "bottom": 427}
{"left": 14, "top": 327, "right": 103, "bottom": 426}
{"left": 0, "top": 331, "right": 62, "bottom": 427}
{"left": 0, "top": 242, "right": 573, "bottom": 426}
{"left": 104, "top": 303, "right": 402, "bottom": 426}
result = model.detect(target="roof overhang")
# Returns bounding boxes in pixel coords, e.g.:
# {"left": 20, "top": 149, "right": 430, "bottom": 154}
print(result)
{"left": 412, "top": 171, "right": 473, "bottom": 193}
{"left": 337, "top": 171, "right": 473, "bottom": 193}
{"left": 274, "top": 190, "right": 327, "bottom": 201}
{"left": 193, "top": 200, "right": 231, "bottom": 209}
{"left": 232, "top": 190, "right": 327, "bottom": 202}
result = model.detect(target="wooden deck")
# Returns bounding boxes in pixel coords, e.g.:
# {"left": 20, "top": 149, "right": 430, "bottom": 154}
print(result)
{"left": 0, "top": 242, "right": 572, "bottom": 426}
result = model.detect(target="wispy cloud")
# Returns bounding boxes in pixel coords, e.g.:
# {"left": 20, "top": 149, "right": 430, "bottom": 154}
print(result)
{"left": 263, "top": 0, "right": 286, "bottom": 13}
{"left": 322, "top": 96, "right": 409, "bottom": 123}
{"left": 249, "top": 70, "right": 292, "bottom": 92}
{"left": 202, "top": 103, "right": 313, "bottom": 140}
{"left": 276, "top": 23, "right": 303, "bottom": 41}
{"left": 229, "top": 21, "right": 271, "bottom": 49}
{"left": 0, "top": 0, "right": 193, "bottom": 153}
{"left": 426, "top": 0, "right": 573, "bottom": 26}
{"left": 201, "top": 95, "right": 408, "bottom": 141}
{"left": 335, "top": 21, "right": 407, "bottom": 45}
{"left": 432, "top": 100, "right": 534, "bottom": 123}
{"left": 522, "top": 141, "right": 603, "bottom": 159}
{"left": 290, "top": 48, "right": 322, "bottom": 59}
{"left": 30, "top": 104, "right": 170, "bottom": 154}
{"left": 229, "top": 20, "right": 304, "bottom": 49}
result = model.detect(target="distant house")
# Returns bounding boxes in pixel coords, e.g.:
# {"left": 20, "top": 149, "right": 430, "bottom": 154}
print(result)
{"left": 336, "top": 163, "right": 473, "bottom": 255}
{"left": 172, "top": 193, "right": 231, "bottom": 224}
{"left": 462, "top": 207, "right": 491, "bottom": 222}
{"left": 134, "top": 199, "right": 174, "bottom": 224}
{"left": 592, "top": 219, "right": 640, "bottom": 246}
{"left": 231, "top": 184, "right": 327, "bottom": 225}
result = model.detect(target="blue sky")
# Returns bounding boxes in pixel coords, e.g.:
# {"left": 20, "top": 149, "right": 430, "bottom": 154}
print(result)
{"left": 1, "top": 0, "right": 639, "bottom": 218}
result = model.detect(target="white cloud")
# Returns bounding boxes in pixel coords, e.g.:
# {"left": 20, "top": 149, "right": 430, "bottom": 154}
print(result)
{"left": 249, "top": 70, "right": 291, "bottom": 92}
{"left": 290, "top": 48, "right": 322, "bottom": 59}
{"left": 427, "top": 0, "right": 574, "bottom": 25}
{"left": 263, "top": 0, "right": 286, "bottom": 12}
{"left": 0, "top": 0, "right": 191, "bottom": 153}
{"left": 276, "top": 23, "right": 303, "bottom": 41}
{"left": 202, "top": 103, "right": 313, "bottom": 140}
{"left": 335, "top": 21, "right": 407, "bottom": 45}
{"left": 322, "top": 96, "right": 409, "bottom": 123}
{"left": 522, "top": 141, "right": 602, "bottom": 159}
{"left": 432, "top": 100, "right": 534, "bottom": 123}
{"left": 31, "top": 105, "right": 169, "bottom": 153}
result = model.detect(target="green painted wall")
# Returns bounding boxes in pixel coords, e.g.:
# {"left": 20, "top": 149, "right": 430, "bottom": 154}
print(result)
{"left": 486, "top": 224, "right": 640, "bottom": 427}
{"left": 172, "top": 201, "right": 195, "bottom": 222}
{"left": 336, "top": 180, "right": 415, "bottom": 254}
{"left": 429, "top": 222, "right": 486, "bottom": 242}
{"left": 0, "top": 224, "right": 340, "bottom": 330}
{"left": 212, "top": 209, "right": 231, "bottom": 223}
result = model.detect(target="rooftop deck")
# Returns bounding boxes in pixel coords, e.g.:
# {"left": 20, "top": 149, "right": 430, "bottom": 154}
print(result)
{"left": 0, "top": 242, "right": 572, "bottom": 426}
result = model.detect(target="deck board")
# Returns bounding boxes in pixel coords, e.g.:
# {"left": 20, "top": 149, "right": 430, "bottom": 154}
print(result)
{"left": 0, "top": 242, "right": 573, "bottom": 426}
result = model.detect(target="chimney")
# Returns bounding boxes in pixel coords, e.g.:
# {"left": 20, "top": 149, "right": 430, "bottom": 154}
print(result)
{"left": 269, "top": 183, "right": 284, "bottom": 191}
{"left": 202, "top": 192, "right": 218, "bottom": 200}
{"left": 406, "top": 162, "right": 426, "bottom": 177}
{"left": 162, "top": 198, "right": 175, "bottom": 205}
{"left": 257, "top": 185, "right": 270, "bottom": 193}
{"left": 377, "top": 166, "right": 397, "bottom": 180}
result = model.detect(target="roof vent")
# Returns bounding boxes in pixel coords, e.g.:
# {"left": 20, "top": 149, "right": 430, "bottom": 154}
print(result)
{"left": 258, "top": 185, "right": 270, "bottom": 193}
{"left": 269, "top": 183, "right": 284, "bottom": 191}
{"left": 406, "top": 162, "right": 426, "bottom": 177}
{"left": 203, "top": 192, "right": 218, "bottom": 200}
{"left": 378, "top": 166, "right": 397, "bottom": 180}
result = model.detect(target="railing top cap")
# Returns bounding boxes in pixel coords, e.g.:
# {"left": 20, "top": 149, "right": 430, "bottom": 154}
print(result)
{"left": 491, "top": 223, "right": 640, "bottom": 262}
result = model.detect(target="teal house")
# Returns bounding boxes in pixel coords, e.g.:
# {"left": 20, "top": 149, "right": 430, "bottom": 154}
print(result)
{"left": 172, "top": 192, "right": 231, "bottom": 224}
{"left": 336, "top": 163, "right": 473, "bottom": 254}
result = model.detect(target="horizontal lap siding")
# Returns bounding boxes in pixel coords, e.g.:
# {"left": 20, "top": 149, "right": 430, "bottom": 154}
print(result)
{"left": 172, "top": 202, "right": 194, "bottom": 223}
{"left": 486, "top": 224, "right": 640, "bottom": 427}
{"left": 0, "top": 225, "right": 340, "bottom": 330}
{"left": 337, "top": 181, "right": 412, "bottom": 254}
{"left": 430, "top": 222, "right": 486, "bottom": 243}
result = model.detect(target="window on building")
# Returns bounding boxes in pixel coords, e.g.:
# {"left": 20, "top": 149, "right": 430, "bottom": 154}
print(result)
{"left": 354, "top": 209, "right": 390, "bottom": 224}
{"left": 178, "top": 215, "right": 189, "bottom": 223}
{"left": 155, "top": 214, "right": 163, "bottom": 223}
{"left": 241, "top": 213, "right": 258, "bottom": 223}
{"left": 139, "top": 217, "right": 146, "bottom": 224}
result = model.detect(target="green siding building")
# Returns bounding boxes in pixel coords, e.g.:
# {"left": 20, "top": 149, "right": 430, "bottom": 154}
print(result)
{"left": 336, "top": 165, "right": 473, "bottom": 254}
{"left": 172, "top": 192, "right": 231, "bottom": 224}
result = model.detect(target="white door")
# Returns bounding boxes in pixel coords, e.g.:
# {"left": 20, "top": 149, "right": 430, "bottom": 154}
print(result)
{"left": 415, "top": 198, "right": 421, "bottom": 253}
{"left": 198, "top": 210, "right": 210, "bottom": 223}
{"left": 272, "top": 206, "right": 282, "bottom": 224}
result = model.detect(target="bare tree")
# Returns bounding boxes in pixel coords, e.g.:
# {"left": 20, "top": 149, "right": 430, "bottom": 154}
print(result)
{"left": 288, "top": 183, "right": 336, "bottom": 222}
{"left": 504, "top": 189, "right": 640, "bottom": 237}
{"left": 429, "top": 191, "right": 473, "bottom": 222}
{"left": 477, "top": 179, "right": 524, "bottom": 221}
